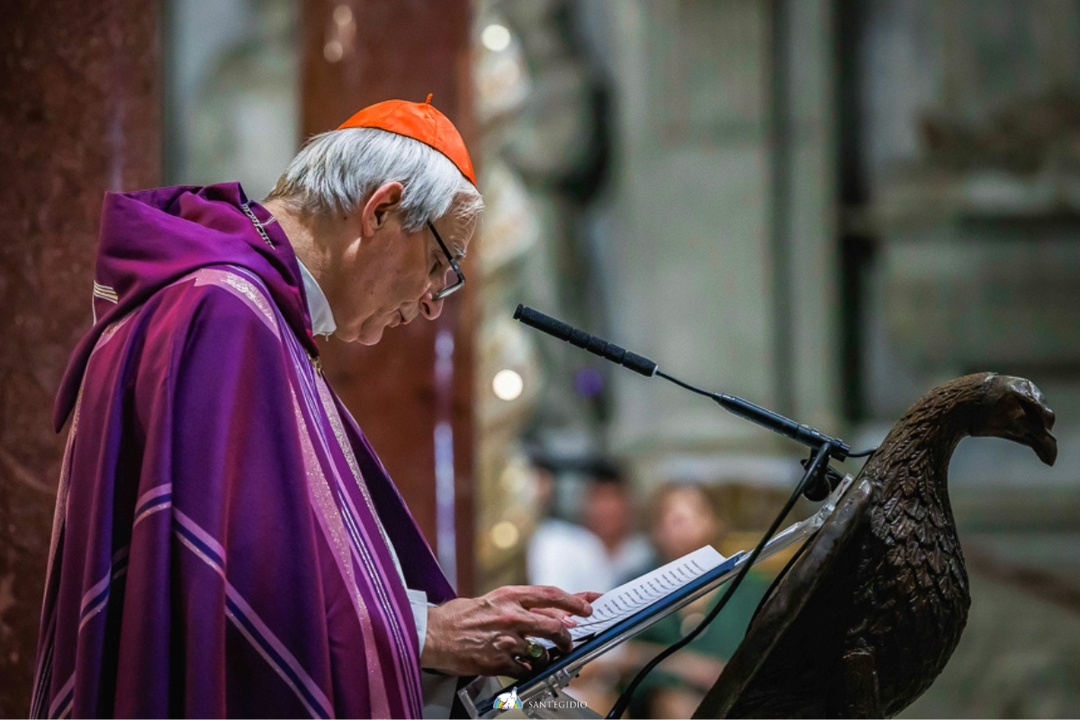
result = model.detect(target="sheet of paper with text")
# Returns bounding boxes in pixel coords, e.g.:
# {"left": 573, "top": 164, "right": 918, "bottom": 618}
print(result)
{"left": 535, "top": 545, "right": 727, "bottom": 649}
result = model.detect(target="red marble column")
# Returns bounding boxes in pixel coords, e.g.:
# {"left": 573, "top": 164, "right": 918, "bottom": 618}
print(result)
{"left": 301, "top": 0, "right": 477, "bottom": 595}
{"left": 0, "top": 0, "right": 160, "bottom": 715}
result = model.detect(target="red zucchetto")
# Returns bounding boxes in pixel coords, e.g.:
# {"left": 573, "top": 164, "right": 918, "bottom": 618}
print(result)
{"left": 337, "top": 94, "right": 477, "bottom": 187}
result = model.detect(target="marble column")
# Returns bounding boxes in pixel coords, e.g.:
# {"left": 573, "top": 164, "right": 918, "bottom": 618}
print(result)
{"left": 301, "top": 0, "right": 476, "bottom": 594}
{"left": 600, "top": 0, "right": 839, "bottom": 487}
{"left": 0, "top": 0, "right": 161, "bottom": 715}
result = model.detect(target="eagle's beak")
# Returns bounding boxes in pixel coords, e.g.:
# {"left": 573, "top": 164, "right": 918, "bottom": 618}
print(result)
{"left": 1001, "top": 377, "right": 1057, "bottom": 466}
{"left": 1033, "top": 430, "right": 1058, "bottom": 466}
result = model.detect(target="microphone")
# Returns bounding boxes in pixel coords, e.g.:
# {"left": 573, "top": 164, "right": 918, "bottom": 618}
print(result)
{"left": 713, "top": 395, "right": 850, "bottom": 460}
{"left": 513, "top": 304, "right": 658, "bottom": 377}
{"left": 513, "top": 304, "right": 851, "bottom": 460}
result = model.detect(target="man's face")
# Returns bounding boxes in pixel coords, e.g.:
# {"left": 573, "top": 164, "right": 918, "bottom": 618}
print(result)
{"left": 331, "top": 210, "right": 471, "bottom": 345}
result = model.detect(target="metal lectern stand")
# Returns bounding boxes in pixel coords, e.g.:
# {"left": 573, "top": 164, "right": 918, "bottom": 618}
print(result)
{"left": 456, "top": 474, "right": 856, "bottom": 719}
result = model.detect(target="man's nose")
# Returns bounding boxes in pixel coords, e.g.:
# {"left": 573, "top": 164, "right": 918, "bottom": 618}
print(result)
{"left": 420, "top": 293, "right": 444, "bottom": 320}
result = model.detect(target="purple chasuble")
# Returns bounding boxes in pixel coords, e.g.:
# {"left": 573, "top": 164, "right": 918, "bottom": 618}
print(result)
{"left": 32, "top": 184, "right": 454, "bottom": 719}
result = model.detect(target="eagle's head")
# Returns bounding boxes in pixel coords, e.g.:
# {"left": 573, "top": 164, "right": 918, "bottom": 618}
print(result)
{"left": 969, "top": 373, "right": 1057, "bottom": 466}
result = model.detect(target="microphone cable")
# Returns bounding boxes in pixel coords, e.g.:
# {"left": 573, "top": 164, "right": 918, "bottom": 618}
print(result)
{"left": 846, "top": 446, "right": 877, "bottom": 458}
{"left": 605, "top": 445, "right": 827, "bottom": 719}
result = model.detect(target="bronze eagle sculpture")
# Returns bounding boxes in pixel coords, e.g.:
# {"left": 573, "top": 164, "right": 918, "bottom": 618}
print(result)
{"left": 694, "top": 373, "right": 1057, "bottom": 719}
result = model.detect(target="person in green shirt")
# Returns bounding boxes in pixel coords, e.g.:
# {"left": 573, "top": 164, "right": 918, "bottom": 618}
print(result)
{"left": 626, "top": 482, "right": 772, "bottom": 719}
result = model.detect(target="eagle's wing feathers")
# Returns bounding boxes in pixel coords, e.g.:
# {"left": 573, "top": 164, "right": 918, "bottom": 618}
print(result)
{"left": 695, "top": 477, "right": 874, "bottom": 718}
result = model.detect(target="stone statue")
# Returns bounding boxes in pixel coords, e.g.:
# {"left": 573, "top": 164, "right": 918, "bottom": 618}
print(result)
{"left": 695, "top": 373, "right": 1057, "bottom": 718}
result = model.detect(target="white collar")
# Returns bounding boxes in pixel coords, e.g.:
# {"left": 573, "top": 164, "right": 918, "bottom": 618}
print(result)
{"left": 296, "top": 259, "right": 337, "bottom": 338}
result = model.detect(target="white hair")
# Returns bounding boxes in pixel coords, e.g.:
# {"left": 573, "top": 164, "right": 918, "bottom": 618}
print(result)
{"left": 265, "top": 127, "right": 483, "bottom": 234}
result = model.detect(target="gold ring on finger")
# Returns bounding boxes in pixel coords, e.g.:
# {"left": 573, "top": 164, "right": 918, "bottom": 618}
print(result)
{"left": 525, "top": 639, "right": 545, "bottom": 659}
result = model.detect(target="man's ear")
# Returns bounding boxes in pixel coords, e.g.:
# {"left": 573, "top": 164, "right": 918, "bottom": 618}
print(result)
{"left": 360, "top": 182, "right": 405, "bottom": 237}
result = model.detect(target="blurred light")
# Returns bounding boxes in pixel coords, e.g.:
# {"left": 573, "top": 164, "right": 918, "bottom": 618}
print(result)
{"left": 492, "top": 369, "right": 524, "bottom": 401}
{"left": 490, "top": 520, "right": 520, "bottom": 550}
{"left": 575, "top": 367, "right": 604, "bottom": 397}
{"left": 324, "top": 40, "right": 343, "bottom": 63}
{"left": 481, "top": 23, "right": 512, "bottom": 52}
{"left": 333, "top": 4, "right": 353, "bottom": 26}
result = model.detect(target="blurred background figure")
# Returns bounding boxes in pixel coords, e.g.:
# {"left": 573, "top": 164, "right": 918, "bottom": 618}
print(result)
{"left": 525, "top": 452, "right": 610, "bottom": 593}
{"left": 580, "top": 459, "right": 653, "bottom": 589}
{"left": 524, "top": 454, "right": 651, "bottom": 711}
{"left": 526, "top": 455, "right": 650, "bottom": 594}
{"left": 626, "top": 483, "right": 772, "bottom": 719}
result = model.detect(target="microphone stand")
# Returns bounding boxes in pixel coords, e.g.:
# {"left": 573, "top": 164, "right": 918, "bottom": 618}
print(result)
{"left": 605, "top": 441, "right": 837, "bottom": 719}
{"left": 512, "top": 304, "right": 869, "bottom": 501}
{"left": 511, "top": 304, "right": 875, "bottom": 718}
{"left": 460, "top": 442, "right": 857, "bottom": 720}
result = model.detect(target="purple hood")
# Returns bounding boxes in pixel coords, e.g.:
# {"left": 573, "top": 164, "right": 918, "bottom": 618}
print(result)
{"left": 55, "top": 183, "right": 317, "bottom": 430}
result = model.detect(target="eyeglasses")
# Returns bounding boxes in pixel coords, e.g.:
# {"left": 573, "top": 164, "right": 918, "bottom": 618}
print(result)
{"left": 428, "top": 221, "right": 465, "bottom": 301}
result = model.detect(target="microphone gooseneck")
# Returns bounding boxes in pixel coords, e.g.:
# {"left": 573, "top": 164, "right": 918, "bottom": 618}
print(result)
{"left": 713, "top": 395, "right": 851, "bottom": 460}
{"left": 513, "top": 304, "right": 858, "bottom": 460}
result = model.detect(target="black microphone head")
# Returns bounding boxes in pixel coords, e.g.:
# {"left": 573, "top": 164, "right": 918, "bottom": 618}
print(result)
{"left": 513, "top": 304, "right": 657, "bottom": 376}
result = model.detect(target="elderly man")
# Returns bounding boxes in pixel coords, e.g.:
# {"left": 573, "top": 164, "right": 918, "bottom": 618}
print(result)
{"left": 32, "top": 98, "right": 594, "bottom": 718}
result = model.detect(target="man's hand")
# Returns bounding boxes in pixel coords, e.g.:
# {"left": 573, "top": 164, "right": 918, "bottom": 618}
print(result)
{"left": 421, "top": 586, "right": 601, "bottom": 677}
